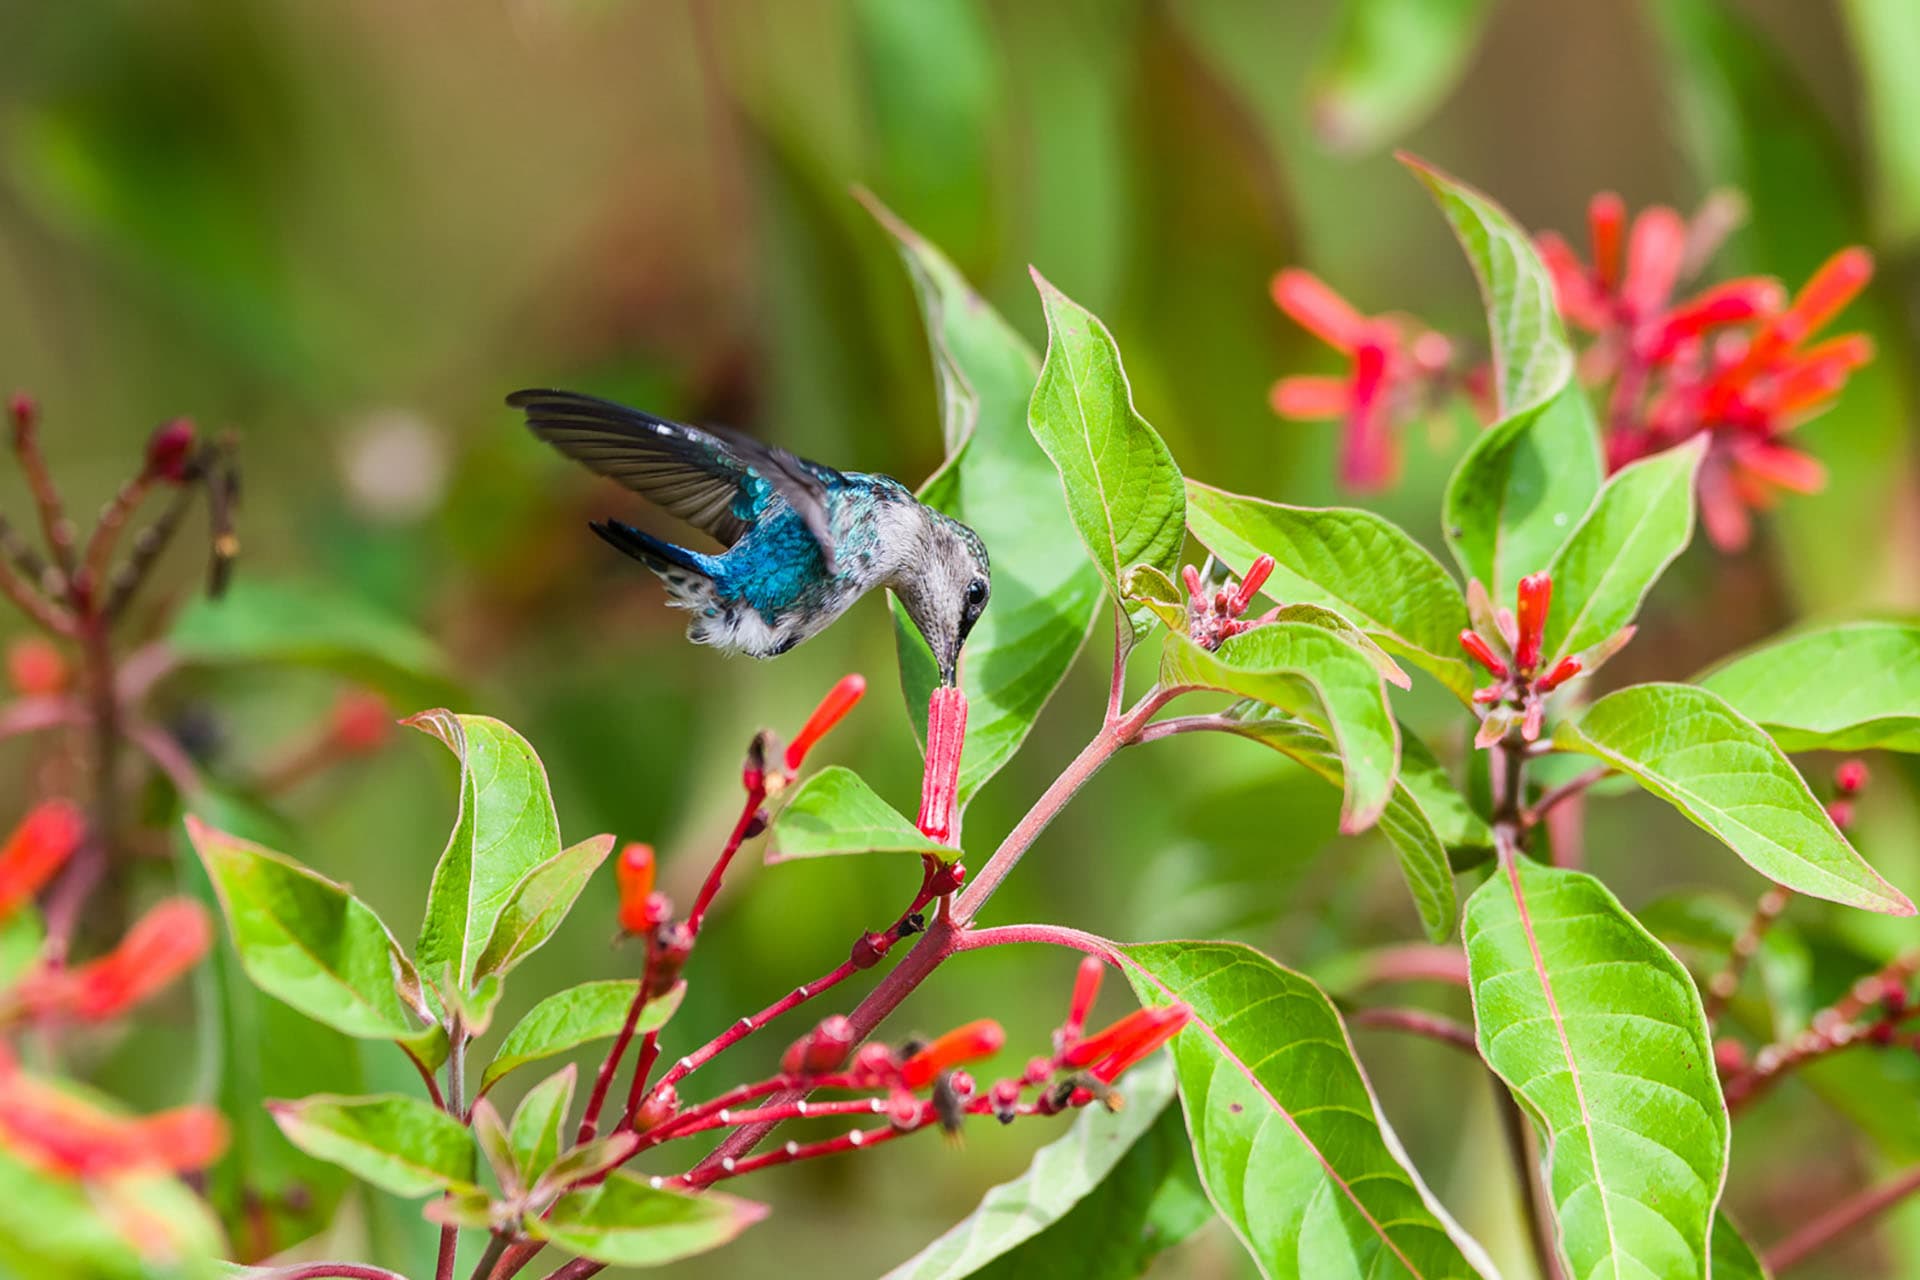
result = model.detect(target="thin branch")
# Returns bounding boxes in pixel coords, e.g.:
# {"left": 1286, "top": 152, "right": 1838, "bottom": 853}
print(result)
{"left": 1704, "top": 885, "right": 1791, "bottom": 1027}
{"left": 1522, "top": 765, "right": 1610, "bottom": 829}
{"left": 467, "top": 1233, "right": 511, "bottom": 1280}
{"left": 579, "top": 943, "right": 654, "bottom": 1143}
{"left": 257, "top": 1267, "right": 409, "bottom": 1280}
{"left": 958, "top": 922, "right": 1119, "bottom": 960}
{"left": 1766, "top": 1162, "right": 1920, "bottom": 1273}
{"left": 685, "top": 784, "right": 767, "bottom": 936}
{"left": 1493, "top": 1075, "right": 1568, "bottom": 1280}
{"left": 1105, "top": 599, "right": 1128, "bottom": 727}
{"left": 1350, "top": 1006, "right": 1478, "bottom": 1054}
{"left": 12, "top": 406, "right": 77, "bottom": 582}
{"left": 1344, "top": 943, "right": 1471, "bottom": 990}
{"left": 435, "top": 1226, "right": 459, "bottom": 1280}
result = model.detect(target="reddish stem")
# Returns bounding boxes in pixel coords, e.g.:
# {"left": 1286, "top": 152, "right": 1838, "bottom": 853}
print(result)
{"left": 686, "top": 784, "right": 766, "bottom": 937}
{"left": 1705, "top": 885, "right": 1791, "bottom": 1027}
{"left": 259, "top": 1267, "right": 409, "bottom": 1280}
{"left": 1350, "top": 1006, "right": 1479, "bottom": 1053}
{"left": 651, "top": 962, "right": 858, "bottom": 1100}
{"left": 1766, "top": 1162, "right": 1920, "bottom": 1273}
{"left": 618, "top": 1030, "right": 662, "bottom": 1130}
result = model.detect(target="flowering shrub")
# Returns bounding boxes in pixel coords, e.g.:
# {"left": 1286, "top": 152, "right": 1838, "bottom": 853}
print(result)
{"left": 6, "top": 160, "right": 1920, "bottom": 1280}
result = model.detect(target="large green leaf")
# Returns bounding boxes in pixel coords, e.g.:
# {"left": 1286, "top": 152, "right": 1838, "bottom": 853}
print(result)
{"left": 1712, "top": 1213, "right": 1773, "bottom": 1280}
{"left": 1211, "top": 708, "right": 1458, "bottom": 940}
{"left": 509, "top": 1066, "right": 577, "bottom": 1187}
{"left": 186, "top": 817, "right": 427, "bottom": 1039}
{"left": 168, "top": 578, "right": 458, "bottom": 706}
{"left": 1555, "top": 684, "right": 1914, "bottom": 914}
{"left": 1122, "top": 941, "right": 1494, "bottom": 1279}
{"left": 1465, "top": 856, "right": 1727, "bottom": 1280}
{"left": 1027, "top": 269, "right": 1187, "bottom": 637}
{"left": 1407, "top": 157, "right": 1601, "bottom": 604}
{"left": 1541, "top": 439, "right": 1705, "bottom": 667}
{"left": 882, "top": 1057, "right": 1206, "bottom": 1280}
{"left": 267, "top": 1093, "right": 478, "bottom": 1200}
{"left": 412, "top": 712, "right": 565, "bottom": 994}
{"left": 1161, "top": 624, "right": 1400, "bottom": 833}
{"left": 1305, "top": 0, "right": 1495, "bottom": 153}
{"left": 1185, "top": 481, "right": 1474, "bottom": 700}
{"left": 530, "top": 1170, "right": 765, "bottom": 1266}
{"left": 475, "top": 835, "right": 614, "bottom": 982}
{"left": 479, "top": 979, "right": 685, "bottom": 1096}
{"left": 1698, "top": 622, "right": 1920, "bottom": 752}
{"left": 864, "top": 195, "right": 1103, "bottom": 810}
{"left": 767, "top": 767, "right": 961, "bottom": 862}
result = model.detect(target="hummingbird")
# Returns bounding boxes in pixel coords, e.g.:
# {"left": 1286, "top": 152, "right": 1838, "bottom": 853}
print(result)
{"left": 510, "top": 389, "right": 991, "bottom": 684}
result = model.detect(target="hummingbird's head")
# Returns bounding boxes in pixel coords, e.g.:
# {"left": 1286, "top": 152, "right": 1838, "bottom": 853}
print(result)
{"left": 896, "top": 512, "right": 991, "bottom": 687}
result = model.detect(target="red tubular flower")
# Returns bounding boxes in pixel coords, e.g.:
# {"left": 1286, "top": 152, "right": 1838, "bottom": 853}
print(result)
{"left": 6, "top": 639, "right": 68, "bottom": 697}
{"left": 1458, "top": 629, "right": 1508, "bottom": 679}
{"left": 1060, "top": 1005, "right": 1193, "bottom": 1083}
{"left": 1062, "top": 955, "right": 1105, "bottom": 1045}
{"left": 1620, "top": 206, "right": 1686, "bottom": 321}
{"left": 1268, "top": 268, "right": 1450, "bottom": 492}
{"left": 1230, "top": 555, "right": 1276, "bottom": 616}
{"left": 0, "top": 1064, "right": 227, "bottom": 1179}
{"left": 615, "top": 843, "right": 660, "bottom": 935}
{"left": 1512, "top": 573, "right": 1552, "bottom": 673}
{"left": 1646, "top": 278, "right": 1786, "bottom": 358}
{"left": 1536, "top": 656, "right": 1582, "bottom": 694}
{"left": 143, "top": 419, "right": 197, "bottom": 484}
{"left": 900, "top": 1019, "right": 1005, "bottom": 1089}
{"left": 25, "top": 899, "right": 211, "bottom": 1021}
{"left": 0, "top": 801, "right": 85, "bottom": 920}
{"left": 330, "top": 690, "right": 392, "bottom": 754}
{"left": 916, "top": 686, "right": 968, "bottom": 843}
{"left": 1589, "top": 192, "right": 1625, "bottom": 291}
{"left": 785, "top": 674, "right": 867, "bottom": 772}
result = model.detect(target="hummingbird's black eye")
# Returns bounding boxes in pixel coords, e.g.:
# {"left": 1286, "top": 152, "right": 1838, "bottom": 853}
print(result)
{"left": 965, "top": 578, "right": 988, "bottom": 610}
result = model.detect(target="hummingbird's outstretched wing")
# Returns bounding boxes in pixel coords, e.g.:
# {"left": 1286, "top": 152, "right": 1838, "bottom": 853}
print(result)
{"left": 509, "top": 389, "right": 842, "bottom": 566}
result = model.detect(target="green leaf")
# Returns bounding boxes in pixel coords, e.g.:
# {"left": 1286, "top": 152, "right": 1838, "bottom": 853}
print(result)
{"left": 882, "top": 1056, "right": 1205, "bottom": 1280}
{"left": 531, "top": 1170, "right": 765, "bottom": 1266}
{"left": 1214, "top": 708, "right": 1457, "bottom": 940}
{"left": 1541, "top": 438, "right": 1705, "bottom": 667}
{"left": 1119, "top": 564, "right": 1189, "bottom": 635}
{"left": 1122, "top": 941, "right": 1494, "bottom": 1279}
{"left": 267, "top": 1093, "right": 478, "bottom": 1200}
{"left": 1842, "top": 0, "right": 1920, "bottom": 246}
{"left": 1027, "top": 268, "right": 1187, "bottom": 637}
{"left": 1698, "top": 621, "right": 1920, "bottom": 752}
{"left": 0, "top": 906, "right": 44, "bottom": 989}
{"left": 1398, "top": 732, "right": 1495, "bottom": 860}
{"left": 1406, "top": 157, "right": 1601, "bottom": 604}
{"left": 1306, "top": 0, "right": 1496, "bottom": 153}
{"left": 1555, "top": 683, "right": 1915, "bottom": 914}
{"left": 1185, "top": 481, "right": 1474, "bottom": 699}
{"left": 1463, "top": 856, "right": 1728, "bottom": 1280}
{"left": 186, "top": 817, "right": 428, "bottom": 1039}
{"left": 1161, "top": 624, "right": 1401, "bottom": 833}
{"left": 475, "top": 835, "right": 614, "bottom": 982}
{"left": 1712, "top": 1213, "right": 1773, "bottom": 1280}
{"left": 766, "top": 767, "right": 961, "bottom": 862}
{"left": 864, "top": 194, "right": 1103, "bottom": 811}
{"left": 168, "top": 578, "right": 458, "bottom": 706}
{"left": 412, "top": 712, "right": 565, "bottom": 994}
{"left": 480, "top": 979, "right": 685, "bottom": 1096}
{"left": 509, "top": 1065, "right": 577, "bottom": 1186}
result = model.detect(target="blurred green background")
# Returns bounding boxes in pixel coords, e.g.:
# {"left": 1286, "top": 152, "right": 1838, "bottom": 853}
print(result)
{"left": 2, "top": 1, "right": 1918, "bottom": 1276}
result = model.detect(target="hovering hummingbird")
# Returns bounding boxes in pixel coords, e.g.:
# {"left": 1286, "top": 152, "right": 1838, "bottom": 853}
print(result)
{"left": 510, "top": 389, "right": 991, "bottom": 685}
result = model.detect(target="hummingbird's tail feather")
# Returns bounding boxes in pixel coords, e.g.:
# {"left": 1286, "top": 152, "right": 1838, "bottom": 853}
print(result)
{"left": 590, "top": 520, "right": 712, "bottom": 581}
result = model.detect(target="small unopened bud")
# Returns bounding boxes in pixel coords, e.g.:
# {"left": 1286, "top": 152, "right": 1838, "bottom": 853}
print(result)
{"left": 1828, "top": 799, "right": 1855, "bottom": 831}
{"left": 742, "top": 731, "right": 770, "bottom": 794}
{"left": 330, "top": 690, "right": 391, "bottom": 753}
{"left": 1063, "top": 955, "right": 1105, "bottom": 1045}
{"left": 850, "top": 930, "right": 891, "bottom": 969}
{"left": 1023, "top": 1056, "right": 1054, "bottom": 1087}
{"left": 1458, "top": 629, "right": 1509, "bottom": 678}
{"left": 1537, "top": 655, "right": 1582, "bottom": 693}
{"left": 1513, "top": 573, "right": 1552, "bottom": 672}
{"left": 648, "top": 922, "right": 693, "bottom": 996}
{"left": 781, "top": 1014, "right": 858, "bottom": 1076}
{"left": 632, "top": 1084, "right": 677, "bottom": 1133}
{"left": 947, "top": 1069, "right": 975, "bottom": 1099}
{"left": 6, "top": 638, "right": 68, "bottom": 697}
{"left": 1231, "top": 555, "right": 1276, "bottom": 614}
{"left": 144, "top": 418, "right": 197, "bottom": 484}
{"left": 615, "top": 844, "right": 658, "bottom": 935}
{"left": 850, "top": 1042, "right": 899, "bottom": 1085}
{"left": 1713, "top": 1038, "right": 1747, "bottom": 1076}
{"left": 926, "top": 860, "right": 966, "bottom": 896}
{"left": 888, "top": 1087, "right": 923, "bottom": 1129}
{"left": 785, "top": 674, "right": 866, "bottom": 771}
{"left": 1835, "top": 760, "right": 1870, "bottom": 796}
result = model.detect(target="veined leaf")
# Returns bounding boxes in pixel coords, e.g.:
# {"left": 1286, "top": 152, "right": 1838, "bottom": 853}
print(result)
{"left": 1186, "top": 481, "right": 1474, "bottom": 699}
{"left": 509, "top": 1066, "right": 577, "bottom": 1186}
{"left": 1162, "top": 624, "right": 1400, "bottom": 833}
{"left": 1698, "top": 621, "right": 1920, "bottom": 752}
{"left": 476, "top": 835, "right": 614, "bottom": 981}
{"left": 1271, "top": 603, "right": 1412, "bottom": 691}
{"left": 1542, "top": 438, "right": 1705, "bottom": 666}
{"left": 1213, "top": 708, "right": 1458, "bottom": 940}
{"left": 531, "top": 1170, "right": 765, "bottom": 1266}
{"left": 186, "top": 817, "right": 427, "bottom": 1039}
{"left": 767, "top": 767, "right": 960, "bottom": 862}
{"left": 1122, "top": 940, "right": 1494, "bottom": 1279}
{"left": 1712, "top": 1213, "right": 1773, "bottom": 1280}
{"left": 1120, "top": 563, "right": 1190, "bottom": 635}
{"left": 883, "top": 1057, "right": 1205, "bottom": 1280}
{"left": 1306, "top": 0, "right": 1495, "bottom": 153}
{"left": 864, "top": 194, "right": 1103, "bottom": 811}
{"left": 267, "top": 1093, "right": 477, "bottom": 1200}
{"left": 1464, "top": 856, "right": 1728, "bottom": 1280}
{"left": 1555, "top": 684, "right": 1914, "bottom": 914}
{"left": 412, "top": 712, "right": 564, "bottom": 994}
{"left": 1407, "top": 156, "right": 1602, "bottom": 603}
{"left": 1027, "top": 268, "right": 1187, "bottom": 638}
{"left": 480, "top": 979, "right": 685, "bottom": 1096}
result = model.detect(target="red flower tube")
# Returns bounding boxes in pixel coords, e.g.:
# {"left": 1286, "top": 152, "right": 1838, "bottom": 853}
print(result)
{"left": 785, "top": 674, "right": 867, "bottom": 771}
{"left": 615, "top": 843, "right": 661, "bottom": 935}
{"left": 900, "top": 1019, "right": 1005, "bottom": 1089}
{"left": 0, "top": 801, "right": 85, "bottom": 920}
{"left": 29, "top": 898, "right": 211, "bottom": 1021}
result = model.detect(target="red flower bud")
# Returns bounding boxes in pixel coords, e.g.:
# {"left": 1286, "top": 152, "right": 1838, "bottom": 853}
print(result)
{"left": 1231, "top": 556, "right": 1276, "bottom": 615}
{"left": 1061, "top": 1005, "right": 1189, "bottom": 1072}
{"left": 1063, "top": 955, "right": 1105, "bottom": 1044}
{"left": 784, "top": 674, "right": 866, "bottom": 771}
{"left": 1537, "top": 656, "right": 1582, "bottom": 693}
{"left": 615, "top": 844, "right": 658, "bottom": 935}
{"left": 647, "top": 922, "right": 693, "bottom": 997}
{"left": 1779, "top": 247, "right": 1873, "bottom": 344}
{"left": 330, "top": 690, "right": 391, "bottom": 754}
{"left": 851, "top": 1042, "right": 900, "bottom": 1085}
{"left": 1271, "top": 269, "right": 1370, "bottom": 353}
{"left": 1621, "top": 206, "right": 1685, "bottom": 320}
{"left": 916, "top": 686, "right": 968, "bottom": 843}
{"left": 1458, "top": 629, "right": 1508, "bottom": 679}
{"left": 5, "top": 639, "right": 67, "bottom": 698}
{"left": 1513, "top": 573, "right": 1553, "bottom": 673}
{"left": 781, "top": 1014, "right": 858, "bottom": 1076}
{"left": 1588, "top": 192, "right": 1626, "bottom": 291}
{"left": 633, "top": 1083, "right": 677, "bottom": 1133}
{"left": 1828, "top": 799, "right": 1855, "bottom": 831}
{"left": 1713, "top": 1038, "right": 1748, "bottom": 1076}
{"left": 1835, "top": 760, "right": 1870, "bottom": 796}
{"left": 143, "top": 419, "right": 197, "bottom": 484}
{"left": 947, "top": 1069, "right": 975, "bottom": 1099}
{"left": 7, "top": 394, "right": 36, "bottom": 438}
{"left": 1269, "top": 375, "right": 1351, "bottom": 420}
{"left": 900, "top": 1019, "right": 1005, "bottom": 1089}
{"left": 1180, "top": 564, "right": 1205, "bottom": 604}
{"left": 0, "top": 801, "right": 85, "bottom": 920}
{"left": 30, "top": 899, "right": 210, "bottom": 1021}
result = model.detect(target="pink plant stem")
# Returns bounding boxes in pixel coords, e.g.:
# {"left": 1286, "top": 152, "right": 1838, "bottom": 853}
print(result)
{"left": 651, "top": 962, "right": 858, "bottom": 1099}
{"left": 958, "top": 922, "right": 1119, "bottom": 960}
{"left": 261, "top": 1267, "right": 409, "bottom": 1280}
{"left": 1347, "top": 943, "right": 1471, "bottom": 989}
{"left": 1765, "top": 1161, "right": 1920, "bottom": 1273}
{"left": 1350, "top": 1006, "right": 1478, "bottom": 1054}
{"left": 578, "top": 942, "right": 655, "bottom": 1143}
{"left": 617, "top": 1030, "right": 662, "bottom": 1129}
{"left": 1523, "top": 765, "right": 1611, "bottom": 828}
{"left": 1705, "top": 885, "right": 1792, "bottom": 1027}
{"left": 686, "top": 784, "right": 767, "bottom": 936}
{"left": 1105, "top": 601, "right": 1128, "bottom": 726}
{"left": 435, "top": 1224, "right": 458, "bottom": 1280}
{"left": 674, "top": 1117, "right": 922, "bottom": 1189}
{"left": 657, "top": 1096, "right": 889, "bottom": 1141}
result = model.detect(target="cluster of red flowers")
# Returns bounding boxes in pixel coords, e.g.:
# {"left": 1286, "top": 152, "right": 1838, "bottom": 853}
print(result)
{"left": 1183, "top": 554, "right": 1280, "bottom": 650}
{"left": 1459, "top": 572, "right": 1630, "bottom": 748}
{"left": 1267, "top": 189, "right": 1875, "bottom": 551}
